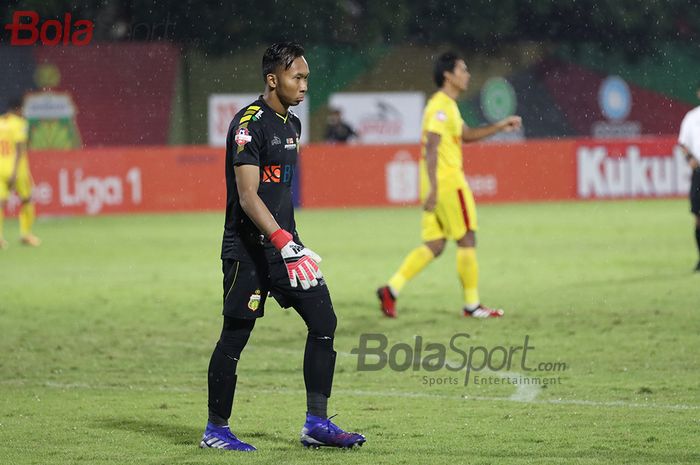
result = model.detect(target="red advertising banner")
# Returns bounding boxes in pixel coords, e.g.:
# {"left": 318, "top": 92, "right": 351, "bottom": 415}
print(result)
{"left": 300, "top": 140, "right": 580, "bottom": 207}
{"left": 9, "top": 146, "right": 225, "bottom": 216}
{"left": 5, "top": 137, "right": 686, "bottom": 217}
{"left": 575, "top": 137, "right": 689, "bottom": 199}
{"left": 300, "top": 137, "right": 685, "bottom": 208}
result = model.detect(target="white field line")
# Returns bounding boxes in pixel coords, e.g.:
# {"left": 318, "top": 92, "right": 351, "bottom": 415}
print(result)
{"left": 0, "top": 379, "right": 695, "bottom": 412}
{"left": 258, "top": 347, "right": 543, "bottom": 402}
{"left": 499, "top": 371, "right": 541, "bottom": 402}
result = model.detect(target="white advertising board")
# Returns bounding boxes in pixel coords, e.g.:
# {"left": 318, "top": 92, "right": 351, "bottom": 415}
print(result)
{"left": 328, "top": 92, "right": 425, "bottom": 144}
{"left": 208, "top": 94, "right": 309, "bottom": 146}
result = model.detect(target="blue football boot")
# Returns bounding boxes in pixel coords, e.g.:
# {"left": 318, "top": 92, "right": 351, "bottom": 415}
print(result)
{"left": 199, "top": 423, "right": 256, "bottom": 451}
{"left": 300, "top": 414, "right": 366, "bottom": 449}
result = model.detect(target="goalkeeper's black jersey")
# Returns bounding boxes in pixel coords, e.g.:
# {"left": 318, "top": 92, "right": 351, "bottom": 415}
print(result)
{"left": 221, "top": 97, "right": 303, "bottom": 263}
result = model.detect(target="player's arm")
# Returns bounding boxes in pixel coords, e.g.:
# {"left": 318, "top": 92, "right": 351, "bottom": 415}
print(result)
{"left": 461, "top": 116, "right": 522, "bottom": 142}
{"left": 679, "top": 143, "right": 699, "bottom": 170}
{"left": 424, "top": 131, "right": 440, "bottom": 212}
{"left": 235, "top": 163, "right": 322, "bottom": 289}
{"left": 9, "top": 118, "right": 29, "bottom": 187}
{"left": 232, "top": 118, "right": 280, "bottom": 237}
{"left": 235, "top": 164, "right": 280, "bottom": 237}
{"left": 7, "top": 141, "right": 24, "bottom": 187}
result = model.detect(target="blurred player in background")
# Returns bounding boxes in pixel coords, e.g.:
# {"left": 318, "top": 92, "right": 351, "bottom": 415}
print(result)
{"left": 201, "top": 42, "right": 365, "bottom": 452}
{"left": 0, "top": 97, "right": 40, "bottom": 249}
{"left": 378, "top": 52, "right": 521, "bottom": 318}
{"left": 678, "top": 82, "right": 700, "bottom": 272}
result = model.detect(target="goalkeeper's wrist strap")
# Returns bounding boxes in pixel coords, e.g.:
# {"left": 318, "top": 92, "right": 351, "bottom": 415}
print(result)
{"left": 269, "top": 228, "right": 293, "bottom": 250}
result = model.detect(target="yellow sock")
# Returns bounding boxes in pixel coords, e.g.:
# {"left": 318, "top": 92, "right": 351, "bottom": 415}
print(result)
{"left": 457, "top": 247, "right": 480, "bottom": 308}
{"left": 388, "top": 245, "right": 435, "bottom": 295}
{"left": 19, "top": 202, "right": 35, "bottom": 237}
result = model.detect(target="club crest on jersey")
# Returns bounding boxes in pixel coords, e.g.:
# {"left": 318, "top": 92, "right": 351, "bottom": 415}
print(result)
{"left": 234, "top": 127, "right": 252, "bottom": 146}
{"left": 435, "top": 111, "right": 447, "bottom": 122}
{"left": 248, "top": 290, "right": 261, "bottom": 311}
{"left": 284, "top": 137, "right": 297, "bottom": 150}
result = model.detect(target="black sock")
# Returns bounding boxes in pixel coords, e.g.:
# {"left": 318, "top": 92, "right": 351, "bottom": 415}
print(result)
{"left": 307, "top": 392, "right": 328, "bottom": 419}
{"left": 207, "top": 345, "right": 238, "bottom": 426}
{"left": 695, "top": 227, "right": 700, "bottom": 258}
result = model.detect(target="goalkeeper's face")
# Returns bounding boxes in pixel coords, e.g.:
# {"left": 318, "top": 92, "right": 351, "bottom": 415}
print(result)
{"left": 274, "top": 56, "right": 309, "bottom": 107}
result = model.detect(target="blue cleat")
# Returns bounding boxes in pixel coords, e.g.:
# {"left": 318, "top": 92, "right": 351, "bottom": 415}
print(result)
{"left": 199, "top": 423, "right": 256, "bottom": 451}
{"left": 300, "top": 414, "right": 366, "bottom": 449}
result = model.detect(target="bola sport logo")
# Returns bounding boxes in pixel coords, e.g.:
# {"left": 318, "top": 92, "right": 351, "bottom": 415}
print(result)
{"left": 4, "top": 11, "right": 94, "bottom": 46}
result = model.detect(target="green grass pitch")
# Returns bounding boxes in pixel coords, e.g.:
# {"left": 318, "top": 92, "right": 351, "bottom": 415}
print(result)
{"left": 1, "top": 199, "right": 699, "bottom": 464}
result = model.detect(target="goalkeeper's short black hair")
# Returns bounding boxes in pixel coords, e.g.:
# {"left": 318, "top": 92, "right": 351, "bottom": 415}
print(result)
{"left": 433, "top": 52, "right": 462, "bottom": 88}
{"left": 262, "top": 42, "right": 305, "bottom": 82}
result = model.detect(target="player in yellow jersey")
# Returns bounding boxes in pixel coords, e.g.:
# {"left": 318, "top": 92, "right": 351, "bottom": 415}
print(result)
{"left": 0, "top": 97, "right": 41, "bottom": 249}
{"left": 377, "top": 52, "right": 521, "bottom": 318}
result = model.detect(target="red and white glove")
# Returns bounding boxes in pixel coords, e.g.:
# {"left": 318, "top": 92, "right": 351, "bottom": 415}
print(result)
{"left": 269, "top": 229, "right": 323, "bottom": 290}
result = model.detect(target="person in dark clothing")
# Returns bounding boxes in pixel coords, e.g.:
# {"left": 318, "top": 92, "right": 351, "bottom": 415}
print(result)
{"left": 325, "top": 108, "right": 358, "bottom": 143}
{"left": 200, "top": 42, "right": 366, "bottom": 452}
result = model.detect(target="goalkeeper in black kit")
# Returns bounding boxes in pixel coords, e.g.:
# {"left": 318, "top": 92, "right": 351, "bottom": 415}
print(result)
{"left": 200, "top": 42, "right": 366, "bottom": 451}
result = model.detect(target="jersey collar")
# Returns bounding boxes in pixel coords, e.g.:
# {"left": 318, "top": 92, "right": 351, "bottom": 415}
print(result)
{"left": 259, "top": 95, "right": 289, "bottom": 123}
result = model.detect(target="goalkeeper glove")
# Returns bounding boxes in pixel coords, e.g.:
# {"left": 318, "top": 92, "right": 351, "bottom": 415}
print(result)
{"left": 269, "top": 229, "right": 323, "bottom": 290}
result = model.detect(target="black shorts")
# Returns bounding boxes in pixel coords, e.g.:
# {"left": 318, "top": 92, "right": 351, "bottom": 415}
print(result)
{"left": 221, "top": 258, "right": 329, "bottom": 319}
{"left": 691, "top": 168, "right": 700, "bottom": 215}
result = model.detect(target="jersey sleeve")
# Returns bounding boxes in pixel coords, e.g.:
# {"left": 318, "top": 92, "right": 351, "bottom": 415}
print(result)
{"left": 13, "top": 118, "right": 28, "bottom": 144}
{"left": 231, "top": 119, "right": 264, "bottom": 167}
{"left": 423, "top": 102, "right": 451, "bottom": 137}
{"left": 679, "top": 113, "right": 692, "bottom": 149}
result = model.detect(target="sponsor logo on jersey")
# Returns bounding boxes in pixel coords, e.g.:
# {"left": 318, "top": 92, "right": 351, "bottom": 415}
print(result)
{"left": 234, "top": 127, "right": 252, "bottom": 146}
{"left": 262, "top": 165, "right": 281, "bottom": 183}
{"left": 252, "top": 109, "right": 264, "bottom": 121}
{"left": 435, "top": 111, "right": 447, "bottom": 122}
{"left": 271, "top": 135, "right": 281, "bottom": 146}
{"left": 262, "top": 163, "right": 295, "bottom": 184}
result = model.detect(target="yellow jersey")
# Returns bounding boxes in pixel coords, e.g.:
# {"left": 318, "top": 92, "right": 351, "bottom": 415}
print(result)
{"left": 419, "top": 91, "right": 465, "bottom": 195}
{"left": 0, "top": 113, "right": 28, "bottom": 172}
